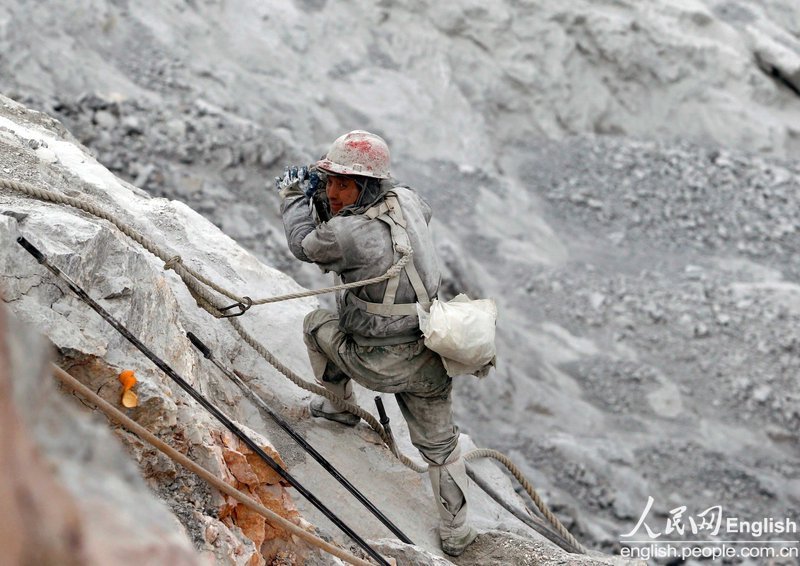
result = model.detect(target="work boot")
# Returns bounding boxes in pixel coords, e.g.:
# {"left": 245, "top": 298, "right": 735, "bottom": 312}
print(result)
{"left": 309, "top": 379, "right": 361, "bottom": 427}
{"left": 441, "top": 523, "right": 478, "bottom": 557}
{"left": 427, "top": 449, "right": 478, "bottom": 557}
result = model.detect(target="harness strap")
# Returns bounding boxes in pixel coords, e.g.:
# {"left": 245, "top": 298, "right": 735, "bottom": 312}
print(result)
{"left": 349, "top": 193, "right": 432, "bottom": 316}
{"left": 380, "top": 216, "right": 402, "bottom": 306}
{"left": 377, "top": 213, "right": 430, "bottom": 307}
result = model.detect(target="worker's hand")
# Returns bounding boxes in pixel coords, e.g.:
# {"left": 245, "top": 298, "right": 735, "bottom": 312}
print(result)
{"left": 305, "top": 170, "right": 323, "bottom": 200}
{"left": 275, "top": 165, "right": 322, "bottom": 201}
{"left": 275, "top": 165, "right": 303, "bottom": 198}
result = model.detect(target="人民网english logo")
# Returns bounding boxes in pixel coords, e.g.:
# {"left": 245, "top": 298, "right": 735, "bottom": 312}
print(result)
{"left": 618, "top": 496, "right": 799, "bottom": 562}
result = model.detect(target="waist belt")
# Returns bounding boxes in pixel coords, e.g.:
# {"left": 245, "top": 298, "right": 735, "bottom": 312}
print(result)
{"left": 347, "top": 292, "right": 419, "bottom": 316}
{"left": 351, "top": 332, "right": 422, "bottom": 347}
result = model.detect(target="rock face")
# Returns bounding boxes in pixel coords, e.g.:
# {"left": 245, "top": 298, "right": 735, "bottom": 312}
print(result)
{"left": 373, "top": 531, "right": 641, "bottom": 566}
{"left": 1, "top": 0, "right": 799, "bottom": 282}
{"left": 0, "top": 96, "right": 622, "bottom": 564}
{"left": 2, "top": 0, "right": 800, "bottom": 164}
{"left": 476, "top": 136, "right": 800, "bottom": 553}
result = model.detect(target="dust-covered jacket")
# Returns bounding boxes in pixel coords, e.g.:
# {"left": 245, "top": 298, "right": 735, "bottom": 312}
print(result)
{"left": 281, "top": 179, "right": 442, "bottom": 342}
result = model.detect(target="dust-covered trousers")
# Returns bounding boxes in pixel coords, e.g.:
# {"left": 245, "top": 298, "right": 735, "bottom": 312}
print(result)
{"left": 303, "top": 308, "right": 460, "bottom": 465}
{"left": 304, "top": 308, "right": 472, "bottom": 541}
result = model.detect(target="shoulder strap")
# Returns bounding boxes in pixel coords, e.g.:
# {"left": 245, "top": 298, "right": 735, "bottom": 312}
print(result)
{"left": 348, "top": 193, "right": 431, "bottom": 316}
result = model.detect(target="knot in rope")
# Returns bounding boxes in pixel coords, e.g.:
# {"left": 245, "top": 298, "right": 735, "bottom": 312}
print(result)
{"left": 163, "top": 255, "right": 183, "bottom": 271}
{"left": 386, "top": 246, "right": 413, "bottom": 277}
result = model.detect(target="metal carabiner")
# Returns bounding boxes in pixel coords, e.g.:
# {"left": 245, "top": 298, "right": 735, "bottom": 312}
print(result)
{"left": 218, "top": 296, "right": 253, "bottom": 318}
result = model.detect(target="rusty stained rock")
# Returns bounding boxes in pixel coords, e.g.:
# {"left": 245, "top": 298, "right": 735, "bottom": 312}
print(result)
{"left": 224, "top": 449, "right": 262, "bottom": 486}
{"left": 234, "top": 494, "right": 268, "bottom": 554}
{"left": 242, "top": 443, "right": 289, "bottom": 487}
{"left": 217, "top": 432, "right": 314, "bottom": 565}
{"left": 59, "top": 353, "right": 179, "bottom": 432}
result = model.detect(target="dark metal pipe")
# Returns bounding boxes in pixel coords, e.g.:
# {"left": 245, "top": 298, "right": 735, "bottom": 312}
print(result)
{"left": 17, "top": 236, "right": 390, "bottom": 566}
{"left": 186, "top": 331, "right": 414, "bottom": 545}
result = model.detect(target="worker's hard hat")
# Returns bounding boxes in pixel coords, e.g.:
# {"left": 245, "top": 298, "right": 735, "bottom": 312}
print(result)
{"left": 316, "top": 130, "right": 391, "bottom": 179}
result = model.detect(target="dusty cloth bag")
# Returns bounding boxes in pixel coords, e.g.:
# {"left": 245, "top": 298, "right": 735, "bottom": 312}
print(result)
{"left": 417, "top": 293, "right": 497, "bottom": 377}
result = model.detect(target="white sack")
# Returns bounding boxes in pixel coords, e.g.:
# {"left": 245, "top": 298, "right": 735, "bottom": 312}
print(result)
{"left": 417, "top": 294, "right": 497, "bottom": 377}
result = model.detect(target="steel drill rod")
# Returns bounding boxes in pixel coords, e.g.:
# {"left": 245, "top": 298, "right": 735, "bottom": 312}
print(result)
{"left": 374, "top": 396, "right": 398, "bottom": 457}
{"left": 16, "top": 236, "right": 390, "bottom": 566}
{"left": 186, "top": 331, "right": 414, "bottom": 545}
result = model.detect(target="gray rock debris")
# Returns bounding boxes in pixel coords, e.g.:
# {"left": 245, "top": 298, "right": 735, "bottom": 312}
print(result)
{"left": 372, "top": 532, "right": 645, "bottom": 566}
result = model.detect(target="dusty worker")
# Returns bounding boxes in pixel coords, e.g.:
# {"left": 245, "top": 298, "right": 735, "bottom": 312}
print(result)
{"left": 276, "top": 130, "right": 477, "bottom": 556}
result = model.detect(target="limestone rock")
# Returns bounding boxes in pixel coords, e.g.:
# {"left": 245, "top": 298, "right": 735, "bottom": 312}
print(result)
{"left": 371, "top": 539, "right": 455, "bottom": 566}
{"left": 7, "top": 0, "right": 797, "bottom": 555}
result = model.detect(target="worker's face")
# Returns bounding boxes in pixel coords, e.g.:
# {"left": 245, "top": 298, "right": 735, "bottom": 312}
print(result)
{"left": 326, "top": 176, "right": 360, "bottom": 215}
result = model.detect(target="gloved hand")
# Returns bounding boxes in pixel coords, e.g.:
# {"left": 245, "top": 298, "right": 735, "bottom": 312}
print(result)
{"left": 275, "top": 165, "right": 322, "bottom": 201}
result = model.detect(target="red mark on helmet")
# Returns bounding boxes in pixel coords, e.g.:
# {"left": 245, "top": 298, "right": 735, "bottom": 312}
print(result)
{"left": 346, "top": 139, "right": 373, "bottom": 152}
